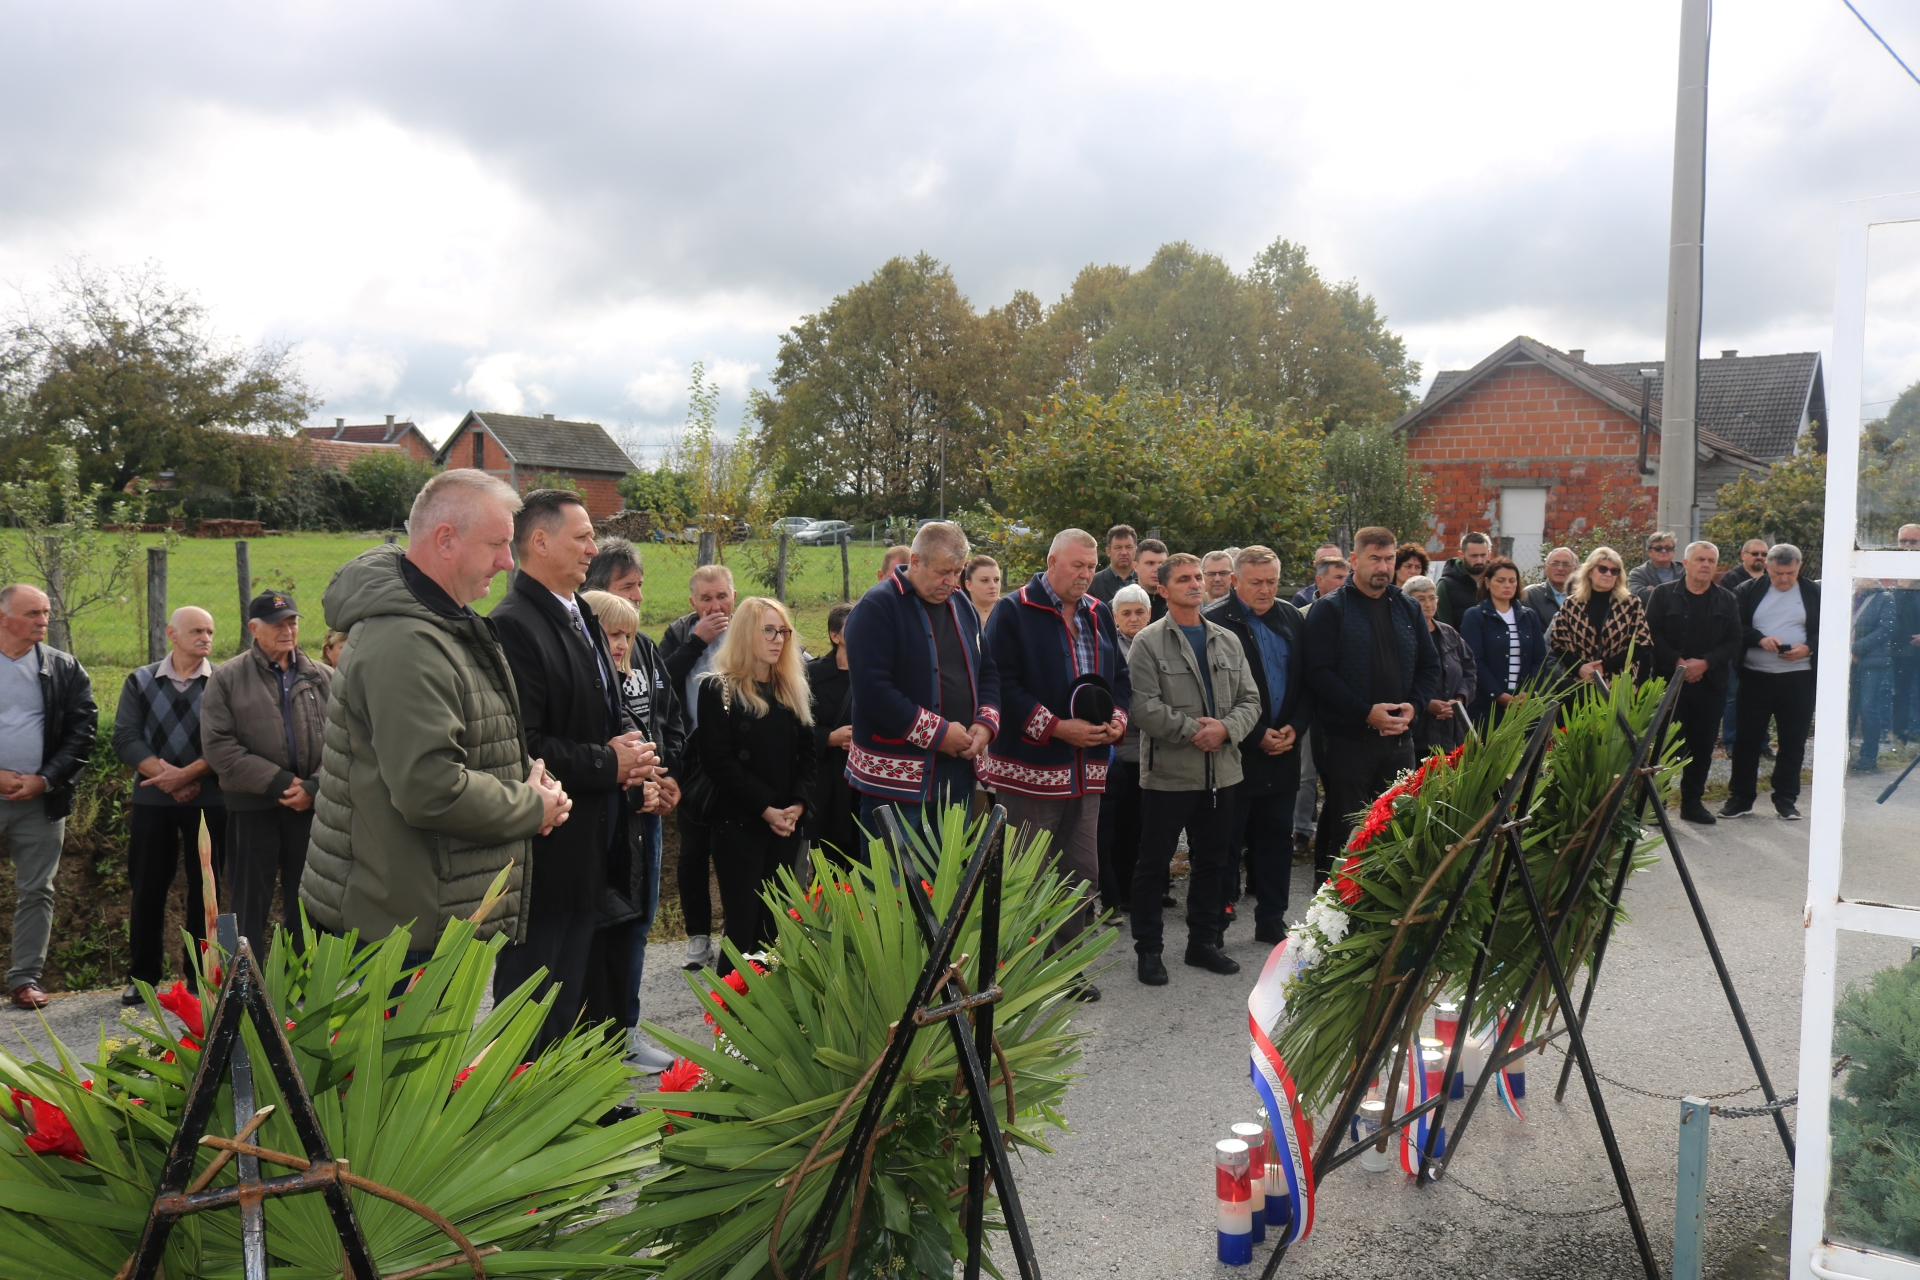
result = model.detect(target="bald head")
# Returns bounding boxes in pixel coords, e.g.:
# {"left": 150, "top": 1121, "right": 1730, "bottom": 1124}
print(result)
{"left": 166, "top": 606, "right": 215, "bottom": 668}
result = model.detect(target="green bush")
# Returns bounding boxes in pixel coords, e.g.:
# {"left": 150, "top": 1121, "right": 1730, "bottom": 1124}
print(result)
{"left": 1829, "top": 952, "right": 1920, "bottom": 1256}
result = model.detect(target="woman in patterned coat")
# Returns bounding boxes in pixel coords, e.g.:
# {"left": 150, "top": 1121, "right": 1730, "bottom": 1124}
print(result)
{"left": 1546, "top": 547, "right": 1652, "bottom": 686}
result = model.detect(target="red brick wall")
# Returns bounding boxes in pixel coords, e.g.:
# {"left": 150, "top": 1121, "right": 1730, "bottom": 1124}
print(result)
{"left": 398, "top": 431, "right": 436, "bottom": 464}
{"left": 512, "top": 471, "right": 625, "bottom": 521}
{"left": 1406, "top": 362, "right": 1657, "bottom": 551}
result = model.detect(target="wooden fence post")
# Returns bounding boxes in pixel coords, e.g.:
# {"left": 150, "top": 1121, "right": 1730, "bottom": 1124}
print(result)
{"left": 775, "top": 532, "right": 789, "bottom": 603}
{"left": 840, "top": 532, "right": 851, "bottom": 602}
{"left": 147, "top": 547, "right": 169, "bottom": 664}
{"left": 43, "top": 536, "right": 71, "bottom": 654}
{"left": 235, "top": 540, "right": 251, "bottom": 651}
{"left": 697, "top": 531, "right": 717, "bottom": 569}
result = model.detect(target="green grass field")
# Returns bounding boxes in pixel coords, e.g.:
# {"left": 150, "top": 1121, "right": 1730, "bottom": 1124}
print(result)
{"left": 7, "top": 531, "right": 892, "bottom": 696}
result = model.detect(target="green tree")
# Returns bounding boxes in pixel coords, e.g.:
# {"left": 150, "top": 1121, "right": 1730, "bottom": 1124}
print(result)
{"left": 1321, "top": 423, "right": 1432, "bottom": 551}
{"left": 0, "top": 263, "right": 317, "bottom": 498}
{"left": 346, "top": 452, "right": 436, "bottom": 529}
{"left": 1860, "top": 379, "right": 1920, "bottom": 546}
{"left": 755, "top": 254, "right": 992, "bottom": 518}
{"left": 668, "top": 362, "right": 767, "bottom": 548}
{"left": 989, "top": 387, "right": 1330, "bottom": 572}
{"left": 0, "top": 444, "right": 163, "bottom": 653}
{"left": 617, "top": 464, "right": 695, "bottom": 525}
{"left": 1704, "top": 435, "right": 1826, "bottom": 577}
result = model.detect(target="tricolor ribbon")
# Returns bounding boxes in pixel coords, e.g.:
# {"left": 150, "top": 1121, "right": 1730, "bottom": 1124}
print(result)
{"left": 1248, "top": 941, "right": 1315, "bottom": 1246}
{"left": 1397, "top": 1045, "right": 1432, "bottom": 1176}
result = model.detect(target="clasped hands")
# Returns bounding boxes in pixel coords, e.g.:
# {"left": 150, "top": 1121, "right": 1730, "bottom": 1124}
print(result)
{"left": 1366, "top": 702, "right": 1415, "bottom": 736}
{"left": 0, "top": 770, "right": 47, "bottom": 802}
{"left": 937, "top": 721, "right": 993, "bottom": 760}
{"left": 1052, "top": 716, "right": 1124, "bottom": 749}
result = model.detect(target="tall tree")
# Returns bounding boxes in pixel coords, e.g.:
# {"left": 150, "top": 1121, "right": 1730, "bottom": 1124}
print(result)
{"left": 0, "top": 263, "right": 316, "bottom": 498}
{"left": 755, "top": 254, "right": 991, "bottom": 518}
{"left": 1320, "top": 422, "right": 1433, "bottom": 551}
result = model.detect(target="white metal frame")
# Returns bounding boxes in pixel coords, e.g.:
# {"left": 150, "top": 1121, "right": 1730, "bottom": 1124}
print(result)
{"left": 1791, "top": 189, "right": 1920, "bottom": 1280}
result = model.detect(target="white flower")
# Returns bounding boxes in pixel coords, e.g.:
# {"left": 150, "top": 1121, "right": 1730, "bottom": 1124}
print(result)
{"left": 1305, "top": 900, "right": 1350, "bottom": 946}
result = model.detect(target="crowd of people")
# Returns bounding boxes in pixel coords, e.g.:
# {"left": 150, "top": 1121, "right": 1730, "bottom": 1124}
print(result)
{"left": 0, "top": 470, "right": 1913, "bottom": 1048}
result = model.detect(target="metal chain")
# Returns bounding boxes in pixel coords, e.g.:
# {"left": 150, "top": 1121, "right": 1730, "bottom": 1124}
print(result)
{"left": 1542, "top": 1043, "right": 1763, "bottom": 1101}
{"left": 1440, "top": 1172, "right": 1624, "bottom": 1219}
{"left": 1709, "top": 1093, "right": 1797, "bottom": 1119}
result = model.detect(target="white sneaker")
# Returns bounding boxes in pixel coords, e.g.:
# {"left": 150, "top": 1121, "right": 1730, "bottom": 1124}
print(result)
{"left": 682, "top": 935, "right": 711, "bottom": 971}
{"left": 624, "top": 1028, "right": 677, "bottom": 1074}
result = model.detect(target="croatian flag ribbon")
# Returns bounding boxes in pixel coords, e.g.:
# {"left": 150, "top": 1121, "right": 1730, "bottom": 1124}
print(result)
{"left": 1398, "top": 1044, "right": 1433, "bottom": 1177}
{"left": 1248, "top": 941, "right": 1315, "bottom": 1246}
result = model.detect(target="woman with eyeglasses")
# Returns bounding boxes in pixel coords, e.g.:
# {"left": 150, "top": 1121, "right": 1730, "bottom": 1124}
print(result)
{"left": 1546, "top": 547, "right": 1651, "bottom": 685}
{"left": 694, "top": 596, "right": 816, "bottom": 974}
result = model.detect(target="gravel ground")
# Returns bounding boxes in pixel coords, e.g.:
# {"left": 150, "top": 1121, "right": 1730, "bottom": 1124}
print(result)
{"left": 8, "top": 809, "right": 1813, "bottom": 1280}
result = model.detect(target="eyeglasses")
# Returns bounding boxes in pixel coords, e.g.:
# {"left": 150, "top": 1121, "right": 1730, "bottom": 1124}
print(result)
{"left": 759, "top": 626, "right": 794, "bottom": 640}
{"left": 1590, "top": 565, "right": 1620, "bottom": 577}
{"left": 1900, "top": 538, "right": 1920, "bottom": 549}
{"left": 1649, "top": 544, "right": 1675, "bottom": 553}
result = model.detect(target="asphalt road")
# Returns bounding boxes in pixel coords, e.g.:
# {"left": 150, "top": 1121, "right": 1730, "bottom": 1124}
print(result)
{"left": 8, "top": 808, "right": 1825, "bottom": 1280}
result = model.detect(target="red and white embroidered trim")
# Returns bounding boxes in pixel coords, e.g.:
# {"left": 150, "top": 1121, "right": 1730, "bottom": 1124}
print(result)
{"left": 975, "top": 705, "right": 1002, "bottom": 739}
{"left": 906, "top": 706, "right": 944, "bottom": 750}
{"left": 979, "top": 753, "right": 1074, "bottom": 796}
{"left": 848, "top": 744, "right": 926, "bottom": 787}
{"left": 1023, "top": 703, "right": 1058, "bottom": 744}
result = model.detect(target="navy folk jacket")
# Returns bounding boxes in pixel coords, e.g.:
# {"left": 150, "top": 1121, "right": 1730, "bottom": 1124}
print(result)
{"left": 844, "top": 566, "right": 1002, "bottom": 803}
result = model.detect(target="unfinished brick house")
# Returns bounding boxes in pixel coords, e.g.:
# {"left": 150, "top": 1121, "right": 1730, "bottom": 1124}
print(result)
{"left": 432, "top": 411, "right": 637, "bottom": 520}
{"left": 1390, "top": 337, "right": 1825, "bottom": 568}
{"left": 301, "top": 415, "right": 438, "bottom": 463}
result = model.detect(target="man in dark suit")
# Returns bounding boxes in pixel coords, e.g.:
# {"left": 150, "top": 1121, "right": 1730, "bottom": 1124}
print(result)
{"left": 490, "top": 489, "right": 655, "bottom": 1053}
{"left": 1646, "top": 542, "right": 1742, "bottom": 825}
{"left": 1204, "top": 546, "right": 1311, "bottom": 943}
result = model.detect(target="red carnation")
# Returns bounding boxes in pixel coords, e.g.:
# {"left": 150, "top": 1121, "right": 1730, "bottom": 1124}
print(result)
{"left": 1335, "top": 856, "right": 1364, "bottom": 906}
{"left": 9, "top": 1089, "right": 84, "bottom": 1162}
{"left": 702, "top": 963, "right": 765, "bottom": 1031}
{"left": 659, "top": 1056, "right": 704, "bottom": 1094}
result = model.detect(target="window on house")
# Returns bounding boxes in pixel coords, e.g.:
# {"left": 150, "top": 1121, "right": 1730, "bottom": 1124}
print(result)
{"left": 471, "top": 431, "right": 484, "bottom": 469}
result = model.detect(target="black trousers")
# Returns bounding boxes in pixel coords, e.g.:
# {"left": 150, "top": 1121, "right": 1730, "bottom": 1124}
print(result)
{"left": 1231, "top": 785, "right": 1298, "bottom": 932}
{"left": 127, "top": 805, "right": 227, "bottom": 987}
{"left": 1130, "top": 788, "right": 1232, "bottom": 954}
{"left": 1096, "top": 760, "right": 1142, "bottom": 911}
{"left": 677, "top": 809, "right": 714, "bottom": 937}
{"left": 712, "top": 818, "right": 801, "bottom": 975}
{"left": 1731, "top": 668, "right": 1817, "bottom": 808}
{"left": 1312, "top": 733, "right": 1417, "bottom": 882}
{"left": 1673, "top": 680, "right": 1726, "bottom": 802}
{"left": 225, "top": 807, "right": 311, "bottom": 957}
{"left": 493, "top": 908, "right": 599, "bottom": 1057}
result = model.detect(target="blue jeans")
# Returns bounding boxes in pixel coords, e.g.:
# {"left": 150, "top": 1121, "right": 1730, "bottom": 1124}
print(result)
{"left": 1722, "top": 662, "right": 1740, "bottom": 753}
{"left": 621, "top": 813, "right": 665, "bottom": 1029}
{"left": 1857, "top": 665, "right": 1892, "bottom": 769}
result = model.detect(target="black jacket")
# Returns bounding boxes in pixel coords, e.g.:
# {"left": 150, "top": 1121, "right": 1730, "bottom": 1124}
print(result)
{"left": 695, "top": 679, "right": 816, "bottom": 827}
{"left": 806, "top": 653, "right": 857, "bottom": 856}
{"left": 16, "top": 643, "right": 96, "bottom": 822}
{"left": 1645, "top": 579, "right": 1744, "bottom": 692}
{"left": 1202, "top": 591, "right": 1312, "bottom": 795}
{"left": 491, "top": 573, "right": 629, "bottom": 918}
{"left": 1732, "top": 575, "right": 1822, "bottom": 666}
{"left": 1304, "top": 582, "right": 1441, "bottom": 739}
{"left": 1436, "top": 559, "right": 1480, "bottom": 629}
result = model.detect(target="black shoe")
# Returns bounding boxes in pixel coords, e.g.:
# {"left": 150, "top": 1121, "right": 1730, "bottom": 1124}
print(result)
{"left": 1760, "top": 745, "right": 1775, "bottom": 759}
{"left": 1162, "top": 894, "right": 1177, "bottom": 907}
{"left": 1680, "top": 798, "right": 1717, "bottom": 825}
{"left": 120, "top": 983, "right": 144, "bottom": 1007}
{"left": 1075, "top": 981, "right": 1102, "bottom": 1002}
{"left": 1223, "top": 902, "right": 1236, "bottom": 925}
{"left": 1137, "top": 953, "right": 1169, "bottom": 986}
{"left": 1255, "top": 922, "right": 1286, "bottom": 945}
{"left": 1184, "top": 942, "right": 1242, "bottom": 975}
{"left": 596, "top": 1105, "right": 641, "bottom": 1127}
{"left": 1775, "top": 802, "right": 1802, "bottom": 821}
{"left": 1292, "top": 834, "right": 1312, "bottom": 864}
{"left": 1719, "top": 798, "right": 1754, "bottom": 819}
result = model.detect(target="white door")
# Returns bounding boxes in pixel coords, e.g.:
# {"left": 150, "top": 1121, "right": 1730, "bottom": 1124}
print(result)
{"left": 1500, "top": 488, "right": 1547, "bottom": 572}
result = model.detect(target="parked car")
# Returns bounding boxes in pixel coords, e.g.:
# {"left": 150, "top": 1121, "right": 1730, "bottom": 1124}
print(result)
{"left": 773, "top": 517, "right": 818, "bottom": 537}
{"left": 793, "top": 520, "right": 854, "bottom": 546}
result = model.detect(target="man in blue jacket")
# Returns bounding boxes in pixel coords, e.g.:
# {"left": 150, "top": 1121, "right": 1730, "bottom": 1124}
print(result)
{"left": 846, "top": 522, "right": 1002, "bottom": 840}
{"left": 1303, "top": 526, "right": 1441, "bottom": 881}
{"left": 983, "top": 529, "right": 1130, "bottom": 986}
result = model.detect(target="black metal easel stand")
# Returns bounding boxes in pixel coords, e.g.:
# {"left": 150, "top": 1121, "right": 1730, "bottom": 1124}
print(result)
{"left": 787, "top": 804, "right": 1043, "bottom": 1280}
{"left": 122, "top": 917, "right": 379, "bottom": 1280}
{"left": 1264, "top": 668, "right": 1797, "bottom": 1280}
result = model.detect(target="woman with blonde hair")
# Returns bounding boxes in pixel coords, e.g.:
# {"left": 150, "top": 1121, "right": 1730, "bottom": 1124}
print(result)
{"left": 1546, "top": 546, "right": 1651, "bottom": 684}
{"left": 695, "top": 596, "right": 816, "bottom": 973}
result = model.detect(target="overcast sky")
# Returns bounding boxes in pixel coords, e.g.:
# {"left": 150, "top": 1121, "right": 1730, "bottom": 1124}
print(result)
{"left": 3, "top": 0, "right": 1918, "bottom": 460}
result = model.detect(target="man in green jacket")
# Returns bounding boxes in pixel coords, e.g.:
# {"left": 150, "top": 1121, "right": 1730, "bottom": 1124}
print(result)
{"left": 1126, "top": 553, "right": 1263, "bottom": 986}
{"left": 300, "top": 469, "right": 572, "bottom": 959}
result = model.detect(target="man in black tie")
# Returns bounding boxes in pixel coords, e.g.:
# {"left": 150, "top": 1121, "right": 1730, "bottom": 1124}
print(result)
{"left": 491, "top": 490, "right": 655, "bottom": 1054}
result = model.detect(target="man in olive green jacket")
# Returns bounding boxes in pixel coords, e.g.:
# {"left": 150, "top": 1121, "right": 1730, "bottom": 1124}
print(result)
{"left": 301, "top": 471, "right": 572, "bottom": 956}
{"left": 1125, "top": 553, "right": 1263, "bottom": 985}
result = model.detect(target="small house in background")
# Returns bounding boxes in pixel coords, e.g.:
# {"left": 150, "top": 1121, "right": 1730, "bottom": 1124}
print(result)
{"left": 301, "top": 415, "right": 438, "bottom": 464}
{"left": 433, "top": 411, "right": 637, "bottom": 520}
{"left": 1390, "top": 337, "right": 1824, "bottom": 568}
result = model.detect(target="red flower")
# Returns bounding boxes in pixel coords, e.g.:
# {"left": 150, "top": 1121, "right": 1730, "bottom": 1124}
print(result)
{"left": 1335, "top": 856, "right": 1364, "bottom": 906}
{"left": 509, "top": 1062, "right": 529, "bottom": 1082}
{"left": 659, "top": 1057, "right": 703, "bottom": 1094}
{"left": 155, "top": 980, "right": 205, "bottom": 1043}
{"left": 450, "top": 1067, "right": 474, "bottom": 1092}
{"left": 702, "top": 963, "right": 765, "bottom": 1031}
{"left": 920, "top": 879, "right": 934, "bottom": 897}
{"left": 9, "top": 1089, "right": 84, "bottom": 1162}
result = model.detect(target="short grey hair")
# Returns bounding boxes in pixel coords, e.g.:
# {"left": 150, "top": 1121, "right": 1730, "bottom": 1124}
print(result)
{"left": 911, "top": 520, "right": 971, "bottom": 565}
{"left": 1048, "top": 528, "right": 1098, "bottom": 556}
{"left": 689, "top": 563, "right": 735, "bottom": 592}
{"left": 0, "top": 583, "right": 48, "bottom": 613}
{"left": 1684, "top": 540, "right": 1718, "bottom": 559}
{"left": 1112, "top": 583, "right": 1151, "bottom": 608}
{"left": 1234, "top": 545, "right": 1280, "bottom": 571}
{"left": 1402, "top": 574, "right": 1438, "bottom": 596}
{"left": 1648, "top": 530, "right": 1677, "bottom": 549}
{"left": 1768, "top": 543, "right": 1803, "bottom": 566}
{"left": 1202, "top": 551, "right": 1234, "bottom": 569}
{"left": 408, "top": 468, "right": 521, "bottom": 537}
{"left": 1544, "top": 546, "right": 1579, "bottom": 564}
{"left": 585, "top": 536, "right": 643, "bottom": 592}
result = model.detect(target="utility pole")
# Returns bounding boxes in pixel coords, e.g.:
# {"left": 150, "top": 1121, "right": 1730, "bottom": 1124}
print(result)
{"left": 1658, "top": 0, "right": 1712, "bottom": 540}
